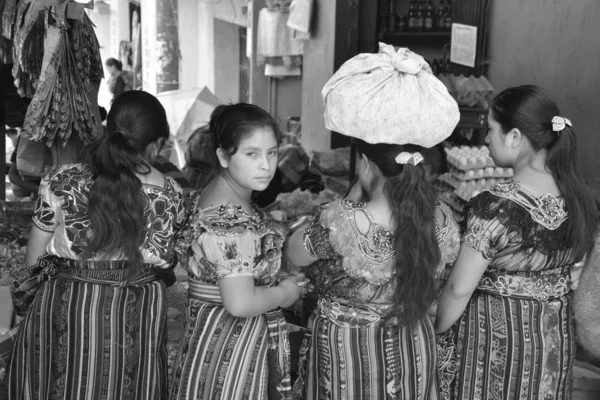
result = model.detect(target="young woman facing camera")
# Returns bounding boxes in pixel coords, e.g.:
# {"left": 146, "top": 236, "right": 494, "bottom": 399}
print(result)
{"left": 435, "top": 85, "right": 598, "bottom": 399}
{"left": 169, "top": 103, "right": 305, "bottom": 400}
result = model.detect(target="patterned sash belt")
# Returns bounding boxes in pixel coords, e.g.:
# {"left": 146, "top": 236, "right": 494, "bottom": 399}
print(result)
{"left": 55, "top": 258, "right": 156, "bottom": 286}
{"left": 476, "top": 265, "right": 572, "bottom": 301}
{"left": 317, "top": 297, "right": 383, "bottom": 328}
{"left": 187, "top": 277, "right": 224, "bottom": 304}
{"left": 187, "top": 277, "right": 293, "bottom": 399}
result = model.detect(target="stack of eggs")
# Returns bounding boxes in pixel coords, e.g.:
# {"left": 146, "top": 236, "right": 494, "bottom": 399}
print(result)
{"left": 436, "top": 146, "right": 514, "bottom": 220}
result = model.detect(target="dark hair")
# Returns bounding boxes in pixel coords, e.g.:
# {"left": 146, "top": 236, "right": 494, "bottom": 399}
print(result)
{"left": 83, "top": 91, "right": 170, "bottom": 278}
{"left": 208, "top": 103, "right": 282, "bottom": 168}
{"left": 183, "top": 124, "right": 216, "bottom": 189}
{"left": 491, "top": 85, "right": 598, "bottom": 260}
{"left": 105, "top": 57, "right": 123, "bottom": 71}
{"left": 355, "top": 139, "right": 441, "bottom": 327}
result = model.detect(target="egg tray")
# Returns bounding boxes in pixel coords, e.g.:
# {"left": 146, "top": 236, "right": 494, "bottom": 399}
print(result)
{"left": 446, "top": 153, "right": 496, "bottom": 171}
{"left": 438, "top": 191, "right": 467, "bottom": 222}
{"left": 438, "top": 173, "right": 511, "bottom": 191}
{"left": 437, "top": 174, "right": 510, "bottom": 203}
{"left": 444, "top": 146, "right": 496, "bottom": 171}
{"left": 450, "top": 166, "right": 514, "bottom": 181}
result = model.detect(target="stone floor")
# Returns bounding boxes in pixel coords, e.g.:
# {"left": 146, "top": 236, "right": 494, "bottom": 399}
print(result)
{"left": 164, "top": 265, "right": 600, "bottom": 397}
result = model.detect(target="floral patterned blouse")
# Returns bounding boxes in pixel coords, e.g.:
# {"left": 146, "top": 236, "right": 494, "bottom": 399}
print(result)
{"left": 176, "top": 202, "right": 284, "bottom": 286}
{"left": 302, "top": 199, "right": 460, "bottom": 318}
{"left": 32, "top": 163, "right": 186, "bottom": 267}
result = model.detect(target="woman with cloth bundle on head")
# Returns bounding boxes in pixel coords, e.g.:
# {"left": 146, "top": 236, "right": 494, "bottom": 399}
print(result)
{"left": 286, "top": 43, "right": 462, "bottom": 400}
{"left": 435, "top": 85, "right": 599, "bottom": 399}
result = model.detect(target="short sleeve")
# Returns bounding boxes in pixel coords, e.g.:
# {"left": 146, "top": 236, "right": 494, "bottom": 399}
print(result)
{"left": 173, "top": 191, "right": 201, "bottom": 269}
{"left": 303, "top": 202, "right": 338, "bottom": 259}
{"left": 434, "top": 203, "right": 460, "bottom": 282}
{"left": 193, "top": 230, "right": 260, "bottom": 280}
{"left": 462, "top": 192, "right": 508, "bottom": 260}
{"left": 32, "top": 172, "right": 58, "bottom": 232}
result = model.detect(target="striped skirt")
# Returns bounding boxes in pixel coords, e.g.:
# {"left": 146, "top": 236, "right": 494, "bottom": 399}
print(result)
{"left": 438, "top": 268, "right": 574, "bottom": 400}
{"left": 294, "top": 299, "right": 439, "bottom": 400}
{"left": 4, "top": 259, "right": 168, "bottom": 400}
{"left": 168, "top": 280, "right": 292, "bottom": 400}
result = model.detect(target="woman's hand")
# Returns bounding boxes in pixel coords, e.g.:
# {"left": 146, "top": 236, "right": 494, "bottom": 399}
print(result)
{"left": 278, "top": 276, "right": 311, "bottom": 308}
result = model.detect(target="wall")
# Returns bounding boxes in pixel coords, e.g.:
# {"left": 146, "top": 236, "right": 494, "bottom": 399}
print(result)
{"left": 301, "top": 0, "right": 338, "bottom": 152}
{"left": 487, "top": 0, "right": 600, "bottom": 195}
{"left": 178, "top": 0, "right": 301, "bottom": 122}
{"left": 274, "top": 77, "right": 302, "bottom": 123}
{"left": 213, "top": 19, "right": 241, "bottom": 103}
{"left": 88, "top": 3, "right": 112, "bottom": 109}
{"left": 177, "top": 0, "right": 247, "bottom": 94}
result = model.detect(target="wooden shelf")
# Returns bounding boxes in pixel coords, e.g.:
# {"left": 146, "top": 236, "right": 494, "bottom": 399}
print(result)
{"left": 378, "top": 31, "right": 451, "bottom": 45}
{"left": 383, "top": 31, "right": 451, "bottom": 38}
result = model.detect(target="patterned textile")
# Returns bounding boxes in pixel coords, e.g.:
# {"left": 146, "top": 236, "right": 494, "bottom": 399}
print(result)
{"left": 32, "top": 163, "right": 186, "bottom": 267}
{"left": 438, "top": 181, "right": 578, "bottom": 400}
{"left": 294, "top": 199, "right": 460, "bottom": 400}
{"left": 5, "top": 259, "right": 169, "bottom": 400}
{"left": 169, "top": 202, "right": 291, "bottom": 400}
{"left": 4, "top": 163, "right": 185, "bottom": 399}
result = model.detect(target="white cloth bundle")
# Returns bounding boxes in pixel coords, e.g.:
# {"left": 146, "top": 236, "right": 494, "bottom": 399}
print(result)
{"left": 322, "top": 43, "right": 460, "bottom": 148}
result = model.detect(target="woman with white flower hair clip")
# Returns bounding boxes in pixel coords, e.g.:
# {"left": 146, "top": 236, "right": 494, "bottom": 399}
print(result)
{"left": 286, "top": 43, "right": 461, "bottom": 399}
{"left": 435, "top": 85, "right": 598, "bottom": 399}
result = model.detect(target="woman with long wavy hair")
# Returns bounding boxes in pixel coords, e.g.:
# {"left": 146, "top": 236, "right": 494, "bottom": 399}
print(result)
{"left": 285, "top": 44, "right": 461, "bottom": 399}
{"left": 5, "top": 91, "right": 186, "bottom": 399}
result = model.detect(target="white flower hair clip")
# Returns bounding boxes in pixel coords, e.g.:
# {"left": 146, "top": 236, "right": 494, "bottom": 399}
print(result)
{"left": 551, "top": 116, "right": 572, "bottom": 132}
{"left": 395, "top": 152, "right": 424, "bottom": 166}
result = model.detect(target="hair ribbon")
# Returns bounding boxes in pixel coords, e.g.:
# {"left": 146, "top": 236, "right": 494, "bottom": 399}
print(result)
{"left": 551, "top": 116, "right": 572, "bottom": 132}
{"left": 395, "top": 152, "right": 424, "bottom": 166}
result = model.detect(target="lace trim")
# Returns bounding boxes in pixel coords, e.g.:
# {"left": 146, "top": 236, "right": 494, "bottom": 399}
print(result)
{"left": 465, "top": 190, "right": 571, "bottom": 256}
{"left": 317, "top": 297, "right": 382, "bottom": 327}
{"left": 463, "top": 221, "right": 497, "bottom": 260}
{"left": 322, "top": 200, "right": 394, "bottom": 285}
{"left": 194, "top": 203, "right": 269, "bottom": 236}
{"left": 435, "top": 202, "right": 460, "bottom": 266}
{"left": 490, "top": 180, "right": 567, "bottom": 230}
{"left": 477, "top": 266, "right": 571, "bottom": 300}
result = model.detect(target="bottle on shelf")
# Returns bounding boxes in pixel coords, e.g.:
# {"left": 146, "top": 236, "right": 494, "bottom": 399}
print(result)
{"left": 397, "top": 13, "right": 406, "bottom": 32}
{"left": 416, "top": 1, "right": 424, "bottom": 32}
{"left": 388, "top": 0, "right": 396, "bottom": 33}
{"left": 436, "top": 1, "right": 446, "bottom": 32}
{"left": 444, "top": 0, "right": 453, "bottom": 30}
{"left": 424, "top": 1, "right": 434, "bottom": 32}
{"left": 408, "top": 2, "right": 417, "bottom": 32}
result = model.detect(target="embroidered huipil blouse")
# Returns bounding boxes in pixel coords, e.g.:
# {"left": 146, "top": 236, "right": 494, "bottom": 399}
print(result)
{"left": 176, "top": 203, "right": 284, "bottom": 286}
{"left": 462, "top": 180, "right": 577, "bottom": 299}
{"left": 302, "top": 199, "right": 460, "bottom": 320}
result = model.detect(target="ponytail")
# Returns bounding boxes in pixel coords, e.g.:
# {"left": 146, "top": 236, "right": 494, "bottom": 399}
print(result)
{"left": 83, "top": 130, "right": 150, "bottom": 279}
{"left": 354, "top": 139, "right": 441, "bottom": 327}
{"left": 546, "top": 126, "right": 597, "bottom": 260}
{"left": 384, "top": 161, "right": 440, "bottom": 327}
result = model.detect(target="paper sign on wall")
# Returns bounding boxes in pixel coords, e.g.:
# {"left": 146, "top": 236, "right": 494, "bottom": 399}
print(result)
{"left": 450, "top": 23, "right": 478, "bottom": 68}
